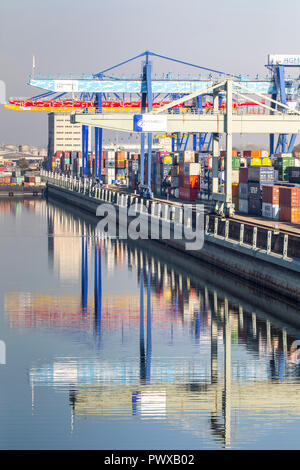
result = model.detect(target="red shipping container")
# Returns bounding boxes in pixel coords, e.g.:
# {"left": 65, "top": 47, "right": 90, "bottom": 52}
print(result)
{"left": 183, "top": 175, "right": 200, "bottom": 189}
{"left": 279, "top": 206, "right": 300, "bottom": 224}
{"left": 179, "top": 187, "right": 198, "bottom": 201}
{"left": 239, "top": 167, "right": 248, "bottom": 183}
{"left": 262, "top": 185, "right": 279, "bottom": 204}
{"left": 279, "top": 187, "right": 300, "bottom": 207}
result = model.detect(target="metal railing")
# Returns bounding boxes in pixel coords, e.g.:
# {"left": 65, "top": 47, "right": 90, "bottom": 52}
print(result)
{"left": 42, "top": 170, "right": 294, "bottom": 263}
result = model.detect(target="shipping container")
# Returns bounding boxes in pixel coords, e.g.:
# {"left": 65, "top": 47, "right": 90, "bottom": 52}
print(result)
{"left": 248, "top": 182, "right": 261, "bottom": 199}
{"left": 238, "top": 199, "right": 248, "bottom": 213}
{"left": 239, "top": 167, "right": 248, "bottom": 183}
{"left": 279, "top": 206, "right": 300, "bottom": 223}
{"left": 262, "top": 185, "right": 279, "bottom": 204}
{"left": 183, "top": 163, "right": 201, "bottom": 176}
{"left": 248, "top": 198, "right": 262, "bottom": 216}
{"left": 179, "top": 187, "right": 198, "bottom": 201}
{"left": 279, "top": 186, "right": 300, "bottom": 207}
{"left": 239, "top": 182, "right": 248, "bottom": 199}
{"left": 183, "top": 175, "right": 200, "bottom": 189}
{"left": 262, "top": 203, "right": 279, "bottom": 220}
{"left": 248, "top": 166, "right": 274, "bottom": 183}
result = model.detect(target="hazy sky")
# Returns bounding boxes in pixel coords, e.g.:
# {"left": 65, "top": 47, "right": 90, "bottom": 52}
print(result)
{"left": 1, "top": 0, "right": 300, "bottom": 148}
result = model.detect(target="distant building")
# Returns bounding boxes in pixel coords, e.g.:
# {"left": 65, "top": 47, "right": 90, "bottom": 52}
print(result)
{"left": 48, "top": 113, "right": 91, "bottom": 156}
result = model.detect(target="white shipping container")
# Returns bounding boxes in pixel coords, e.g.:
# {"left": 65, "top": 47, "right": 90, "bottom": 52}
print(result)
{"left": 232, "top": 170, "right": 239, "bottom": 183}
{"left": 106, "top": 168, "right": 115, "bottom": 177}
{"left": 179, "top": 150, "right": 195, "bottom": 163}
{"left": 262, "top": 203, "right": 279, "bottom": 220}
{"left": 107, "top": 151, "right": 115, "bottom": 161}
{"left": 239, "top": 199, "right": 248, "bottom": 214}
{"left": 183, "top": 163, "right": 201, "bottom": 176}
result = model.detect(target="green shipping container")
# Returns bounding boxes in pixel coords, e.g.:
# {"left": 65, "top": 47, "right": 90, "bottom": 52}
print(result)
{"left": 232, "top": 157, "right": 240, "bottom": 170}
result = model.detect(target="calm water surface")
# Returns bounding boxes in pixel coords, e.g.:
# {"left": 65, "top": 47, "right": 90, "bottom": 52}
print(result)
{"left": 0, "top": 198, "right": 300, "bottom": 450}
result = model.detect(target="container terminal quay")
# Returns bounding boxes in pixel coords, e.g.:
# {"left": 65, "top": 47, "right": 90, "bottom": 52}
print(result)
{"left": 4, "top": 51, "right": 300, "bottom": 304}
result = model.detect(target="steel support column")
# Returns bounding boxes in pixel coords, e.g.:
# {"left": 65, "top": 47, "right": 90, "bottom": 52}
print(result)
{"left": 225, "top": 80, "right": 233, "bottom": 215}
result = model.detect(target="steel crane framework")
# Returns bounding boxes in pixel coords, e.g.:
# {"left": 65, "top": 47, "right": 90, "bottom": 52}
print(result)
{"left": 9, "top": 51, "right": 300, "bottom": 201}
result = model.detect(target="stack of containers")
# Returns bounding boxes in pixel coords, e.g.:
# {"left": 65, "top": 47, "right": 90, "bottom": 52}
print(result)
{"left": 275, "top": 153, "right": 295, "bottom": 181}
{"left": 159, "top": 153, "right": 172, "bottom": 196}
{"left": 247, "top": 167, "right": 275, "bottom": 216}
{"left": 238, "top": 168, "right": 249, "bottom": 213}
{"left": 87, "top": 154, "right": 94, "bottom": 176}
{"left": 128, "top": 158, "right": 139, "bottom": 190}
{"left": 179, "top": 157, "right": 200, "bottom": 201}
{"left": 115, "top": 151, "right": 126, "bottom": 182}
{"left": 262, "top": 185, "right": 279, "bottom": 220}
{"left": 279, "top": 186, "right": 300, "bottom": 223}
{"left": 105, "top": 150, "right": 115, "bottom": 184}
{"left": 243, "top": 150, "right": 270, "bottom": 167}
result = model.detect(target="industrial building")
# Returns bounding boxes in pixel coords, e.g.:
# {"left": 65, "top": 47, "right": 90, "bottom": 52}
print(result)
{"left": 47, "top": 112, "right": 91, "bottom": 157}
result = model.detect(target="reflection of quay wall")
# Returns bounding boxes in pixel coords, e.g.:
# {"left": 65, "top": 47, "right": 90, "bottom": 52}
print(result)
{"left": 51, "top": 208, "right": 81, "bottom": 281}
{"left": 47, "top": 184, "right": 300, "bottom": 302}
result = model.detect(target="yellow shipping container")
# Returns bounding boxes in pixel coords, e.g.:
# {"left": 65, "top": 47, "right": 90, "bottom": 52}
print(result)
{"left": 261, "top": 157, "right": 271, "bottom": 166}
{"left": 164, "top": 156, "right": 173, "bottom": 165}
{"left": 249, "top": 157, "right": 261, "bottom": 166}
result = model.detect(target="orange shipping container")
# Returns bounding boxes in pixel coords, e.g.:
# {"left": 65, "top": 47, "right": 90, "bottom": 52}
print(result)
{"left": 232, "top": 183, "right": 239, "bottom": 197}
{"left": 279, "top": 187, "right": 300, "bottom": 207}
{"left": 262, "top": 185, "right": 279, "bottom": 204}
{"left": 183, "top": 175, "right": 200, "bottom": 189}
{"left": 279, "top": 206, "right": 300, "bottom": 224}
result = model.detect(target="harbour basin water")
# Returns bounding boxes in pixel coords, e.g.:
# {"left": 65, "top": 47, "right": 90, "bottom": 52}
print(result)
{"left": 0, "top": 198, "right": 300, "bottom": 449}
